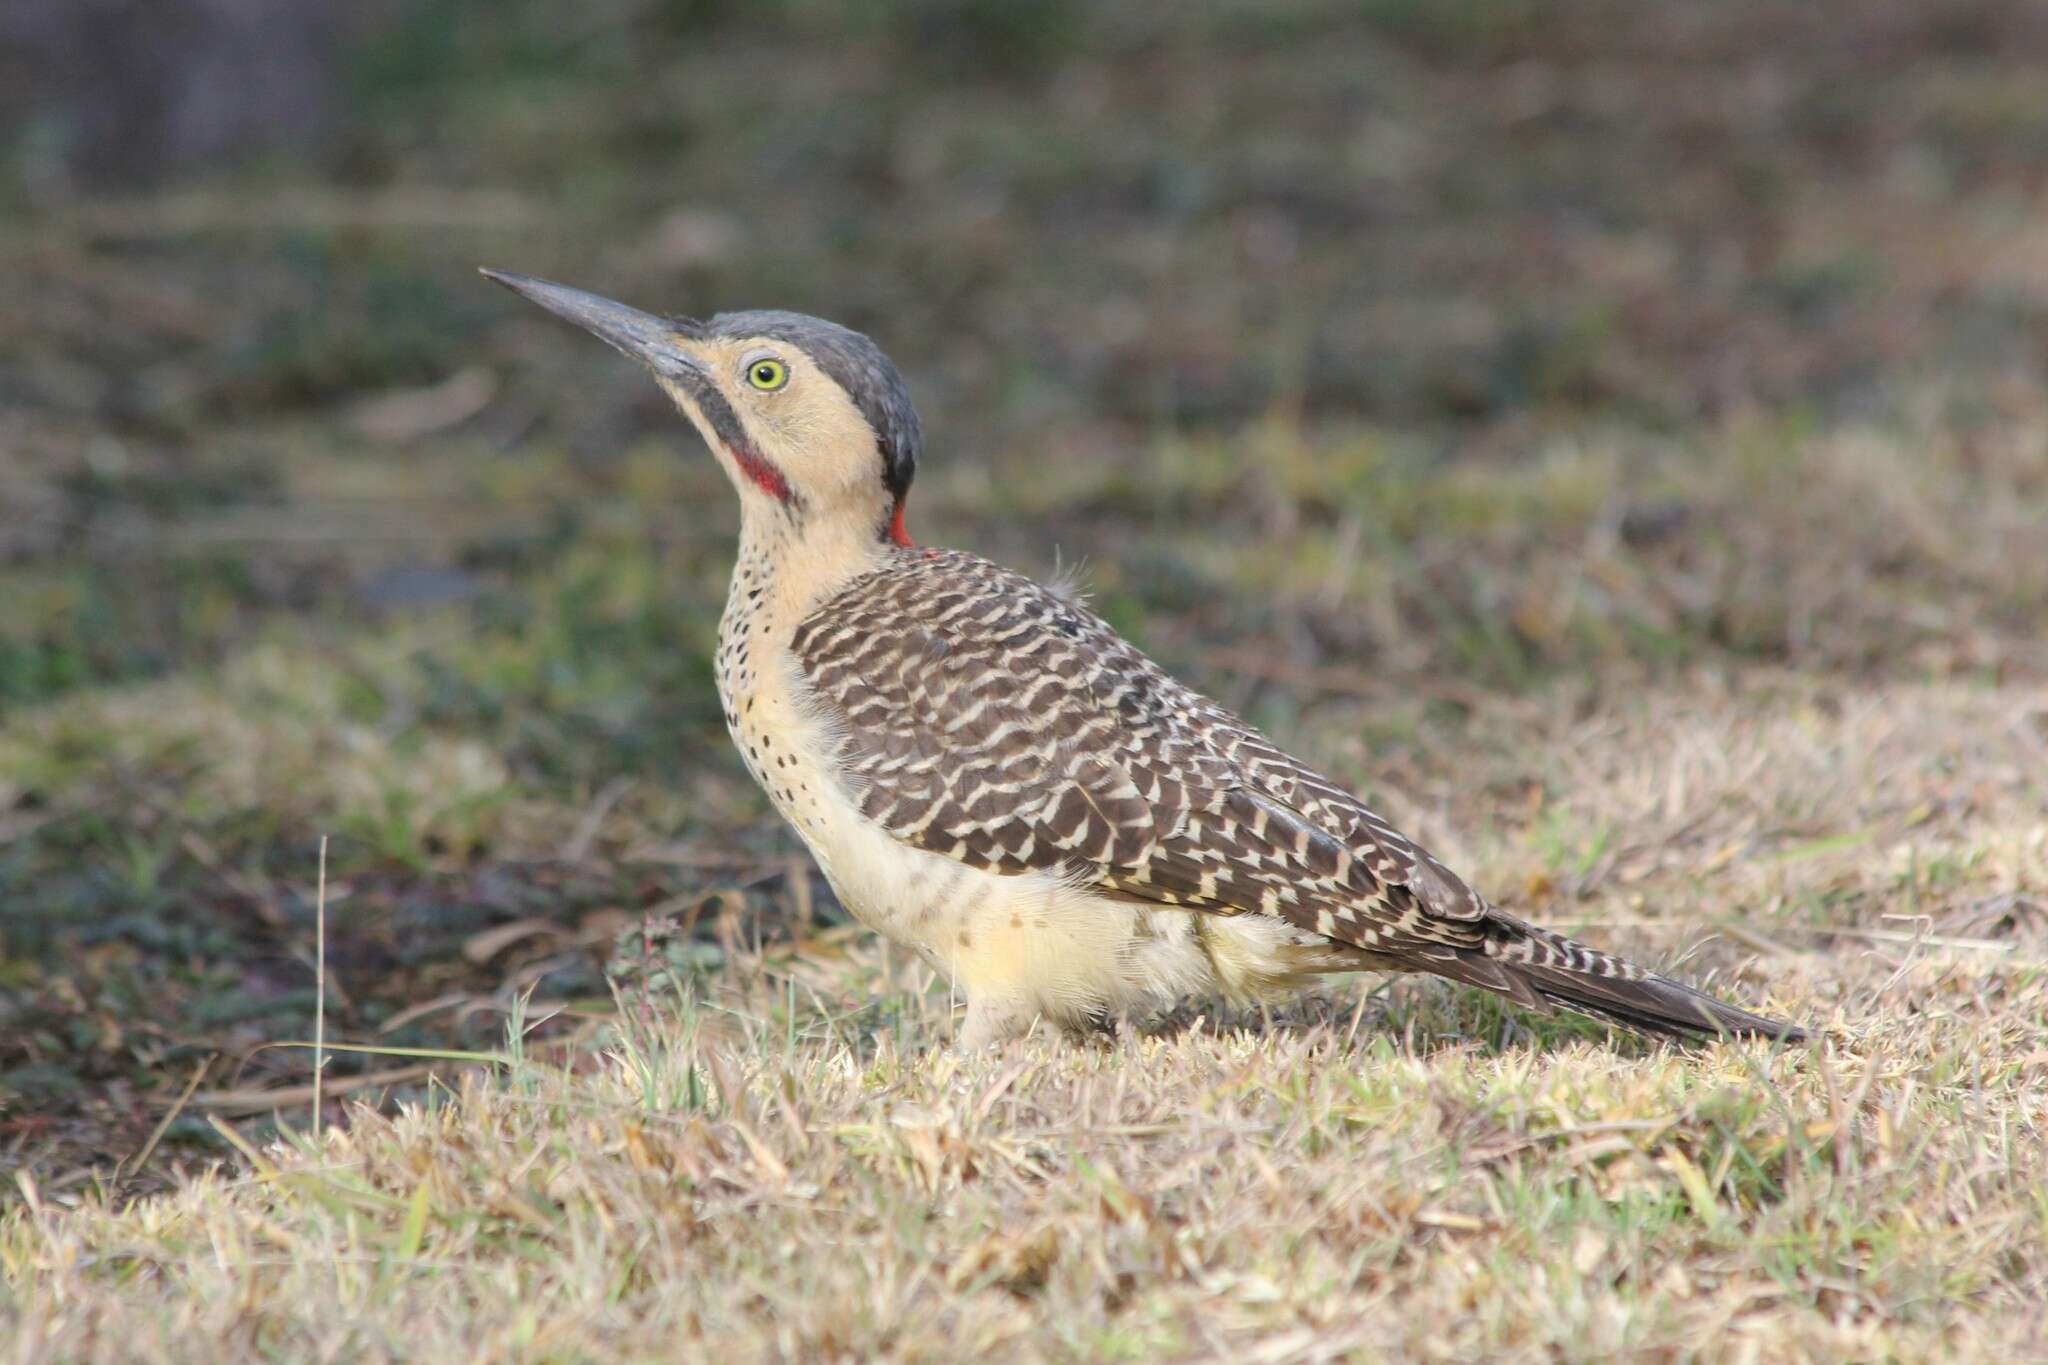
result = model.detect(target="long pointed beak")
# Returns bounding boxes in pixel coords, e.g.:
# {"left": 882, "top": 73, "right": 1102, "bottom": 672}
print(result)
{"left": 479, "top": 268, "right": 703, "bottom": 380}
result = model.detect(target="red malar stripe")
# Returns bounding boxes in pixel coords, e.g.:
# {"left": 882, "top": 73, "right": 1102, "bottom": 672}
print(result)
{"left": 887, "top": 499, "right": 915, "bottom": 547}
{"left": 732, "top": 444, "right": 793, "bottom": 503}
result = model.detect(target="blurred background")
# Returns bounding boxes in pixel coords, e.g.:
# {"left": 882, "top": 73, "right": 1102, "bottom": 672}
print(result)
{"left": 3, "top": 1, "right": 2046, "bottom": 1184}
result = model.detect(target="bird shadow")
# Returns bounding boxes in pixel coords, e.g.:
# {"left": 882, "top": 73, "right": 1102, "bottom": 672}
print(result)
{"left": 1122, "top": 981, "right": 1693, "bottom": 1062}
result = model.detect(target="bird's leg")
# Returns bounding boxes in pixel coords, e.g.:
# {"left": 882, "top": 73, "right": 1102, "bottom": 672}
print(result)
{"left": 1068, "top": 1006, "right": 1123, "bottom": 1047}
{"left": 958, "top": 995, "right": 1039, "bottom": 1050}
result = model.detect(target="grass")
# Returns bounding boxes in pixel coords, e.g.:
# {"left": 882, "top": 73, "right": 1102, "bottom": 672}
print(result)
{"left": 4, "top": 920, "right": 2043, "bottom": 1357}
{"left": 3, "top": 622, "right": 2043, "bottom": 1356}
{"left": 3, "top": 379, "right": 2046, "bottom": 1363}
{"left": 6, "top": 0, "right": 2048, "bottom": 1357}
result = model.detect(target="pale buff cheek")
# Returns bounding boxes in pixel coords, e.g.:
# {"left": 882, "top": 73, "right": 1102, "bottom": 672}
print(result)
{"left": 747, "top": 386, "right": 883, "bottom": 501}
{"left": 677, "top": 341, "right": 867, "bottom": 471}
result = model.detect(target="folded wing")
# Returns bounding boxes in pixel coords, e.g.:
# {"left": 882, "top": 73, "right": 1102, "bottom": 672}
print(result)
{"left": 791, "top": 550, "right": 1488, "bottom": 962}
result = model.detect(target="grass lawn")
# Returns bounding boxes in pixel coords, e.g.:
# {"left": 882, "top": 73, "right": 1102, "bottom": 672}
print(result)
{"left": 5, "top": 407, "right": 2045, "bottom": 1359}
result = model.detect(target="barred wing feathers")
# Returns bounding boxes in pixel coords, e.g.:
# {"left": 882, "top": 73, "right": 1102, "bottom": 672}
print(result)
{"left": 790, "top": 549, "right": 1803, "bottom": 1043}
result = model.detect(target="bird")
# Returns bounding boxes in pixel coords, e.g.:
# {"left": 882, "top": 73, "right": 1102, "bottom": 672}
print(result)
{"left": 481, "top": 268, "right": 1807, "bottom": 1049}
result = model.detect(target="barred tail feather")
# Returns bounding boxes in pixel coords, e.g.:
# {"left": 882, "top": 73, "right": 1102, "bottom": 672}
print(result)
{"left": 1439, "top": 909, "right": 1807, "bottom": 1044}
{"left": 1514, "top": 957, "right": 1807, "bottom": 1042}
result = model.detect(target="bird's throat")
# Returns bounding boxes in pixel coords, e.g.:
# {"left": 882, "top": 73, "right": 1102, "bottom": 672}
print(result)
{"left": 731, "top": 501, "right": 895, "bottom": 628}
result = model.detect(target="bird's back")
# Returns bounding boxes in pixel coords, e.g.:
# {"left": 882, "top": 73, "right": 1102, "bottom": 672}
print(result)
{"left": 792, "top": 548, "right": 1804, "bottom": 1044}
{"left": 793, "top": 549, "right": 1486, "bottom": 945}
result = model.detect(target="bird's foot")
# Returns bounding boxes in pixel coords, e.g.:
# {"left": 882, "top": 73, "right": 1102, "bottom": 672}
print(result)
{"left": 958, "top": 998, "right": 1125, "bottom": 1052}
{"left": 958, "top": 996, "right": 1039, "bottom": 1051}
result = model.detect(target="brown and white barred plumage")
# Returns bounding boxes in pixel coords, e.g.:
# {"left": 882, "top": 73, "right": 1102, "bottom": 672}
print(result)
{"left": 480, "top": 269, "right": 1805, "bottom": 1048}
{"left": 795, "top": 548, "right": 1801, "bottom": 1043}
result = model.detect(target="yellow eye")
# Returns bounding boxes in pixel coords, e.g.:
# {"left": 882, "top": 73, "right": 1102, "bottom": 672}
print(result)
{"left": 746, "top": 358, "right": 788, "bottom": 391}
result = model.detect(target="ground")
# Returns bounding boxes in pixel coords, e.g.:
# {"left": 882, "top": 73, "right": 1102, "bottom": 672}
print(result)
{"left": 3, "top": 2, "right": 2048, "bottom": 1359}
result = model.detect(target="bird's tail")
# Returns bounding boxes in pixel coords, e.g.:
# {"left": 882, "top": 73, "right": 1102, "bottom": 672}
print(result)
{"left": 1435, "top": 908, "right": 1807, "bottom": 1044}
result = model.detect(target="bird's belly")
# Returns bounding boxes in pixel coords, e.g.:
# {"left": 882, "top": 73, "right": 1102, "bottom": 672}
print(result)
{"left": 790, "top": 783, "right": 1361, "bottom": 1025}
{"left": 779, "top": 781, "right": 1222, "bottom": 1021}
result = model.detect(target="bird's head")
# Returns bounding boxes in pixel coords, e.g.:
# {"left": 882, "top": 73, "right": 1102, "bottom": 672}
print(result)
{"left": 482, "top": 270, "right": 921, "bottom": 546}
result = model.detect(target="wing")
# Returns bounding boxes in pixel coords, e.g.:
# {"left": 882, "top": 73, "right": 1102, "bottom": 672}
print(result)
{"left": 790, "top": 549, "right": 1490, "bottom": 961}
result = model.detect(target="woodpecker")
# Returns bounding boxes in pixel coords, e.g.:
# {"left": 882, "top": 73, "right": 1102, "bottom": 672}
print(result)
{"left": 482, "top": 269, "right": 1806, "bottom": 1049}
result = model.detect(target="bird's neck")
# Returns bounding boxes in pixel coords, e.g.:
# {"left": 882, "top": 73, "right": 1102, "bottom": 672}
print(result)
{"left": 722, "top": 500, "right": 895, "bottom": 647}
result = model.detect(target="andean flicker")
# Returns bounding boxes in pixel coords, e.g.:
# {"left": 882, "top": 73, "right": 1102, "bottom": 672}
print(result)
{"left": 482, "top": 269, "right": 1806, "bottom": 1049}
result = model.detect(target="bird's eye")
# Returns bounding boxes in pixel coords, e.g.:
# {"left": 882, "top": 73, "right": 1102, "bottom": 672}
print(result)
{"left": 746, "top": 358, "right": 789, "bottom": 391}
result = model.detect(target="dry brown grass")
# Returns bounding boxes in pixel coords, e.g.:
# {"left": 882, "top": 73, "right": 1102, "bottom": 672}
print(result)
{"left": 6, "top": 670, "right": 2043, "bottom": 1362}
